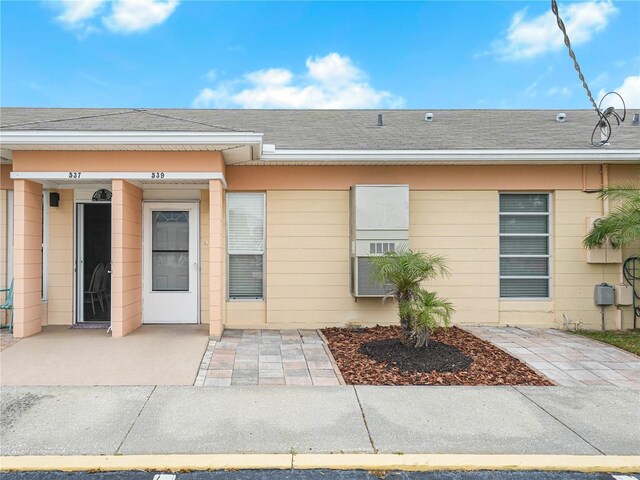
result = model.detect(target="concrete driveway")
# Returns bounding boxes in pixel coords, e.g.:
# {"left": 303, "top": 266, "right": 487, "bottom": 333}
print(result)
{"left": 0, "top": 325, "right": 209, "bottom": 386}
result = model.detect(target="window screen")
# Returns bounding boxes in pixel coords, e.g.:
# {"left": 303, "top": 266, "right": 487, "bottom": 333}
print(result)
{"left": 499, "top": 194, "right": 550, "bottom": 298}
{"left": 227, "top": 193, "right": 265, "bottom": 299}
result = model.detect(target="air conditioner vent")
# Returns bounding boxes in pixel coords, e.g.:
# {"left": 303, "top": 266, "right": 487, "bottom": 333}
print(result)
{"left": 354, "top": 257, "right": 394, "bottom": 297}
{"left": 350, "top": 185, "right": 409, "bottom": 297}
{"left": 369, "top": 242, "right": 396, "bottom": 254}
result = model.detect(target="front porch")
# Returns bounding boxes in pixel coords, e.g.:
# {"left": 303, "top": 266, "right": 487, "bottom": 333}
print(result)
{"left": 8, "top": 151, "right": 229, "bottom": 339}
{"left": 0, "top": 324, "right": 209, "bottom": 386}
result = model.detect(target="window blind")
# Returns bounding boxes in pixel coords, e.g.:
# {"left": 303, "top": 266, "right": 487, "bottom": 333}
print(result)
{"left": 227, "top": 193, "right": 265, "bottom": 299}
{"left": 499, "top": 193, "right": 551, "bottom": 298}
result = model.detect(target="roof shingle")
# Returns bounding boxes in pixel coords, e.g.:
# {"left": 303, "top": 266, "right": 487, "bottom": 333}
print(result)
{"left": 1, "top": 107, "right": 639, "bottom": 150}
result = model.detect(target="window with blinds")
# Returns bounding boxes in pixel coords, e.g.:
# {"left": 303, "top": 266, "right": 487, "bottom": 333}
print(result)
{"left": 499, "top": 193, "right": 550, "bottom": 298}
{"left": 227, "top": 193, "right": 265, "bottom": 300}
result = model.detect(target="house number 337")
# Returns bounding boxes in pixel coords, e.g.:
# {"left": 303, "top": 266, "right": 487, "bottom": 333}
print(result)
{"left": 151, "top": 172, "right": 165, "bottom": 179}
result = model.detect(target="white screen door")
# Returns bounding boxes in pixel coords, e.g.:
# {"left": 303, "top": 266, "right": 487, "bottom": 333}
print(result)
{"left": 143, "top": 202, "right": 199, "bottom": 324}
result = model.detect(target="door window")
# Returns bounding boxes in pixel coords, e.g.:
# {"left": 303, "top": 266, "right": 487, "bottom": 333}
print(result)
{"left": 152, "top": 211, "right": 189, "bottom": 291}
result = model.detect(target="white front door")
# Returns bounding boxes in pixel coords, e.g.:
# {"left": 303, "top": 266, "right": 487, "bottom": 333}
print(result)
{"left": 143, "top": 202, "right": 199, "bottom": 324}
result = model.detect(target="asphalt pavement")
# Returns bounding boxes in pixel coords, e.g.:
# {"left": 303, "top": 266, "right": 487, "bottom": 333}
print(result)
{"left": 1, "top": 470, "right": 639, "bottom": 480}
{"left": 1, "top": 386, "right": 638, "bottom": 456}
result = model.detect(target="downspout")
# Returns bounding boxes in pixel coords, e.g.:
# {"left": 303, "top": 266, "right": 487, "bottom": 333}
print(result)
{"left": 601, "top": 164, "right": 610, "bottom": 215}
{"left": 602, "top": 164, "right": 624, "bottom": 329}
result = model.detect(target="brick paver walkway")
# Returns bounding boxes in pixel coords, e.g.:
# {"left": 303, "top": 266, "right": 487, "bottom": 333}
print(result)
{"left": 465, "top": 326, "right": 640, "bottom": 388}
{"left": 195, "top": 329, "right": 343, "bottom": 386}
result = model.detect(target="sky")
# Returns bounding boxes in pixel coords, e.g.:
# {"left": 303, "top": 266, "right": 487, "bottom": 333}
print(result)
{"left": 1, "top": 0, "right": 639, "bottom": 110}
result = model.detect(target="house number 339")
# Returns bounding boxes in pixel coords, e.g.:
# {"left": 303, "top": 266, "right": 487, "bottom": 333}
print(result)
{"left": 68, "top": 172, "right": 81, "bottom": 178}
{"left": 151, "top": 172, "right": 165, "bottom": 179}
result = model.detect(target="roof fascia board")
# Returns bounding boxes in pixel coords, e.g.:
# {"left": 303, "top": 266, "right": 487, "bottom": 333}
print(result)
{"left": 0, "top": 130, "right": 263, "bottom": 146}
{"left": 10, "top": 171, "right": 228, "bottom": 188}
{"left": 261, "top": 149, "right": 640, "bottom": 164}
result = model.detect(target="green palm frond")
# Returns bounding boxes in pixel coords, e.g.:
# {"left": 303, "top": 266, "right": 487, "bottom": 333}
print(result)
{"left": 369, "top": 247, "right": 454, "bottom": 345}
{"left": 584, "top": 183, "right": 640, "bottom": 249}
{"left": 414, "top": 290, "right": 455, "bottom": 332}
{"left": 598, "top": 184, "right": 640, "bottom": 203}
{"left": 369, "top": 247, "right": 450, "bottom": 298}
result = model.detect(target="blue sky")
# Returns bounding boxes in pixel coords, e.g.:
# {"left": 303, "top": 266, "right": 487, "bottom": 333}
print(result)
{"left": 1, "top": 0, "right": 639, "bottom": 109}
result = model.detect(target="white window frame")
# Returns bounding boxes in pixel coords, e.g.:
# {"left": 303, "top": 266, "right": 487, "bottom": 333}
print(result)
{"left": 226, "top": 192, "right": 266, "bottom": 301}
{"left": 499, "top": 192, "right": 552, "bottom": 300}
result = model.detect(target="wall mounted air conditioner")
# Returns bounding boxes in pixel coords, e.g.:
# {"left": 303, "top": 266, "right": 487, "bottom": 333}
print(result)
{"left": 350, "top": 185, "right": 409, "bottom": 297}
{"left": 585, "top": 217, "right": 622, "bottom": 264}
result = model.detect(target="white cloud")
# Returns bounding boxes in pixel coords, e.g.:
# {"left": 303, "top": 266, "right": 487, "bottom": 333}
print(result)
{"left": 491, "top": 1, "right": 617, "bottom": 61}
{"left": 52, "top": 0, "right": 178, "bottom": 34}
{"left": 104, "top": 0, "right": 179, "bottom": 33}
{"left": 192, "top": 53, "right": 404, "bottom": 109}
{"left": 204, "top": 69, "right": 218, "bottom": 82}
{"left": 546, "top": 86, "right": 572, "bottom": 97}
{"left": 598, "top": 75, "right": 640, "bottom": 109}
{"left": 591, "top": 72, "right": 609, "bottom": 87}
{"left": 56, "top": 0, "right": 107, "bottom": 24}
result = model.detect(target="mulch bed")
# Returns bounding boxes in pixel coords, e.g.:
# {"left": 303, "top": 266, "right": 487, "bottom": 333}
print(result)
{"left": 322, "top": 325, "right": 554, "bottom": 386}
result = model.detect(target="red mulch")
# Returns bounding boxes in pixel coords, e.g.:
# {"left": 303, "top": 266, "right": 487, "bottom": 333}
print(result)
{"left": 322, "top": 325, "right": 554, "bottom": 386}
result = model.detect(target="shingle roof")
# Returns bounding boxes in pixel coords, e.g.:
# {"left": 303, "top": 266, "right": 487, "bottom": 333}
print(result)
{"left": 1, "top": 107, "right": 639, "bottom": 150}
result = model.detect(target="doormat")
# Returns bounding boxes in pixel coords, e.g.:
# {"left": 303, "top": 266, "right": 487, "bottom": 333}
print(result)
{"left": 69, "top": 323, "right": 110, "bottom": 330}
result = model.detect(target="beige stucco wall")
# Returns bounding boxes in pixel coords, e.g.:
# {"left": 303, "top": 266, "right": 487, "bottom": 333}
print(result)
{"left": 225, "top": 190, "right": 396, "bottom": 329}
{"left": 46, "top": 189, "right": 74, "bottom": 325}
{"left": 12, "top": 179, "right": 43, "bottom": 338}
{"left": 2, "top": 159, "right": 637, "bottom": 334}
{"left": 208, "top": 180, "right": 225, "bottom": 337}
{"left": 224, "top": 186, "right": 637, "bottom": 330}
{"left": 200, "top": 189, "right": 210, "bottom": 324}
{"left": 111, "top": 180, "right": 143, "bottom": 337}
{"left": 410, "top": 190, "right": 500, "bottom": 325}
{"left": 554, "top": 190, "right": 633, "bottom": 330}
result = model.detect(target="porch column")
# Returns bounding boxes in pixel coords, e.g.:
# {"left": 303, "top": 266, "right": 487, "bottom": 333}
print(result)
{"left": 13, "top": 179, "right": 42, "bottom": 338}
{"left": 111, "top": 180, "right": 143, "bottom": 337}
{"left": 209, "top": 179, "right": 225, "bottom": 338}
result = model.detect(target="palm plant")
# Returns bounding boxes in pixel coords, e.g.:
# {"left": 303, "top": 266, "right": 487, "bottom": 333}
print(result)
{"left": 583, "top": 184, "right": 640, "bottom": 249}
{"left": 369, "top": 248, "right": 454, "bottom": 348}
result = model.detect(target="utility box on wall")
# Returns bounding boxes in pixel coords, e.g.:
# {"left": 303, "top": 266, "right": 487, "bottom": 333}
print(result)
{"left": 350, "top": 185, "right": 409, "bottom": 297}
{"left": 585, "top": 217, "right": 623, "bottom": 264}
{"left": 614, "top": 284, "right": 633, "bottom": 306}
{"left": 594, "top": 283, "right": 615, "bottom": 306}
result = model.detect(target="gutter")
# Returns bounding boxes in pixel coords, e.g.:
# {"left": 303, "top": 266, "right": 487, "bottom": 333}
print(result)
{"left": 1, "top": 131, "right": 638, "bottom": 165}
{"left": 0, "top": 130, "right": 264, "bottom": 147}
{"left": 260, "top": 148, "right": 640, "bottom": 164}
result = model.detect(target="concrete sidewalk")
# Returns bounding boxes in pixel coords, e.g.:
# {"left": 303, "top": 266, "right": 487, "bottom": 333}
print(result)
{"left": 1, "top": 386, "right": 638, "bottom": 457}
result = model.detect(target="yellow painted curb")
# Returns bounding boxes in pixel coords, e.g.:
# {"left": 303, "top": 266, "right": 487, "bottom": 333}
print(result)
{"left": 0, "top": 454, "right": 292, "bottom": 472}
{"left": 294, "top": 454, "right": 640, "bottom": 473}
{"left": 1, "top": 453, "right": 639, "bottom": 473}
